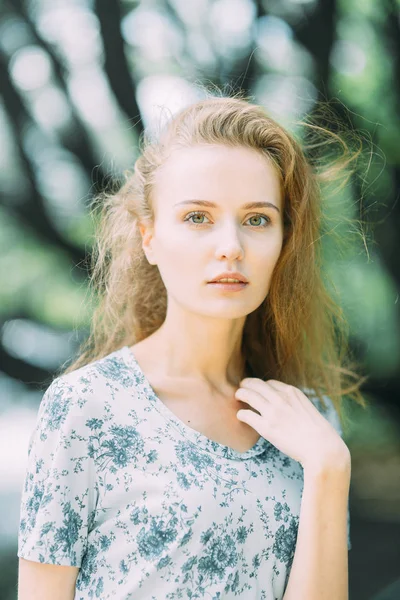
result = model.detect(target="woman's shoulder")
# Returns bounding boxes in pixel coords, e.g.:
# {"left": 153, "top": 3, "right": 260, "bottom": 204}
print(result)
{"left": 37, "top": 347, "right": 134, "bottom": 430}
{"left": 52, "top": 346, "right": 135, "bottom": 392}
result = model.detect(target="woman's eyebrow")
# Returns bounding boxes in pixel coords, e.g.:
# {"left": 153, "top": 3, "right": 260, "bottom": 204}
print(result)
{"left": 174, "top": 199, "right": 280, "bottom": 213}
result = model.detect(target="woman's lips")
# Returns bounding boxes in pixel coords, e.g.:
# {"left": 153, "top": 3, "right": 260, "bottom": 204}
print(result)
{"left": 207, "top": 282, "right": 249, "bottom": 291}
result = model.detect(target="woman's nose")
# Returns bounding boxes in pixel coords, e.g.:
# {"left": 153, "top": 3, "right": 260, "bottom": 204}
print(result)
{"left": 214, "top": 225, "right": 244, "bottom": 261}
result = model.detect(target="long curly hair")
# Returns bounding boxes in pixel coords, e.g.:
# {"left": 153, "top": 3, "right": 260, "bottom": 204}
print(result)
{"left": 59, "top": 92, "right": 371, "bottom": 430}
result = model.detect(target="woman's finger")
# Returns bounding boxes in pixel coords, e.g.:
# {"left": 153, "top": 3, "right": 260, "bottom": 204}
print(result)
{"left": 240, "top": 378, "right": 292, "bottom": 405}
{"left": 236, "top": 408, "right": 264, "bottom": 428}
{"left": 235, "top": 386, "right": 267, "bottom": 415}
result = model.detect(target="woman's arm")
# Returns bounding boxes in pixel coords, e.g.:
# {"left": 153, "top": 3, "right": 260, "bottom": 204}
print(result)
{"left": 18, "top": 558, "right": 79, "bottom": 600}
{"left": 282, "top": 459, "right": 351, "bottom": 600}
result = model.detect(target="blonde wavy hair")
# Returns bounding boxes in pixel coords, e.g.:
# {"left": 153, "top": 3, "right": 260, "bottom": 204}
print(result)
{"left": 60, "top": 92, "right": 371, "bottom": 430}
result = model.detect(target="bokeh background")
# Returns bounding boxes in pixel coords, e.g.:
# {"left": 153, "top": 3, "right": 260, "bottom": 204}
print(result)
{"left": 1, "top": 1, "right": 400, "bottom": 599}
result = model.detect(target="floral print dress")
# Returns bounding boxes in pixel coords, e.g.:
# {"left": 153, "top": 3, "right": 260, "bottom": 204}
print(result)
{"left": 17, "top": 346, "right": 351, "bottom": 599}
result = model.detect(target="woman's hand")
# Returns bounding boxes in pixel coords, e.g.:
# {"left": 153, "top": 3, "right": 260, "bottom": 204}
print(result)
{"left": 235, "top": 378, "right": 351, "bottom": 472}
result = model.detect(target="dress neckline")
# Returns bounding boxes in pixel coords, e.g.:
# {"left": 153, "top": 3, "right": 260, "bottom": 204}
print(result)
{"left": 119, "top": 345, "right": 268, "bottom": 462}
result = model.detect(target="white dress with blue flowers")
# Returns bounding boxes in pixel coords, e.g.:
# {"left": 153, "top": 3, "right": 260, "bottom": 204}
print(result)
{"left": 17, "top": 345, "right": 351, "bottom": 599}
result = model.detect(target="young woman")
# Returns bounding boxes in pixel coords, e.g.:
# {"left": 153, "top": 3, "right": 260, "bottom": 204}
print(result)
{"left": 17, "top": 95, "right": 368, "bottom": 599}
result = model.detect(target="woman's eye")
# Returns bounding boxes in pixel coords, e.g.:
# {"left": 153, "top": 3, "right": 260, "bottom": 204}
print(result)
{"left": 183, "top": 211, "right": 271, "bottom": 228}
{"left": 247, "top": 214, "right": 271, "bottom": 227}
{"left": 184, "top": 211, "right": 211, "bottom": 225}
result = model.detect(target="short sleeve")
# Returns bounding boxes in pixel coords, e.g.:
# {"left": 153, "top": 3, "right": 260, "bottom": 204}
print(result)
{"left": 17, "top": 377, "right": 98, "bottom": 566}
{"left": 303, "top": 389, "right": 352, "bottom": 551}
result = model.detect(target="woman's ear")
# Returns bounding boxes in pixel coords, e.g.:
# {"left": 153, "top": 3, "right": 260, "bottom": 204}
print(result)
{"left": 139, "top": 221, "right": 156, "bottom": 265}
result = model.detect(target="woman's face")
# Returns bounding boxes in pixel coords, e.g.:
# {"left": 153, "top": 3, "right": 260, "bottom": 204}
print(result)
{"left": 140, "top": 144, "right": 284, "bottom": 320}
